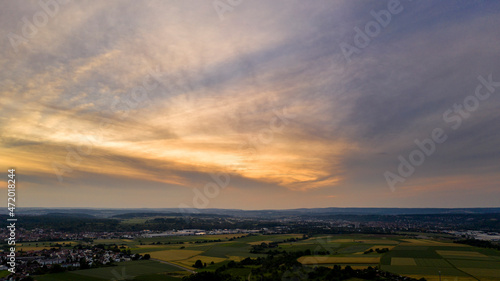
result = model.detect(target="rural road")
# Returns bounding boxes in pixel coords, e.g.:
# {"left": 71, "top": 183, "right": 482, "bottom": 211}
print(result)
{"left": 151, "top": 258, "right": 196, "bottom": 274}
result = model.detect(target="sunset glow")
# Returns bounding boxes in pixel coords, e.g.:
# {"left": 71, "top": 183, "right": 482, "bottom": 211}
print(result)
{"left": 1, "top": 0, "right": 500, "bottom": 209}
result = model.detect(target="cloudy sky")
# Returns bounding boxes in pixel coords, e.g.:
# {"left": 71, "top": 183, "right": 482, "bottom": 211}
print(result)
{"left": 1, "top": 0, "right": 500, "bottom": 209}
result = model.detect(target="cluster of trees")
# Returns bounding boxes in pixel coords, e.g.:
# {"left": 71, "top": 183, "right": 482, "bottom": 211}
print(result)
{"left": 228, "top": 235, "right": 253, "bottom": 241}
{"left": 140, "top": 217, "right": 280, "bottom": 231}
{"left": 250, "top": 242, "right": 279, "bottom": 253}
{"left": 4, "top": 211, "right": 500, "bottom": 235}
{"left": 364, "top": 248, "right": 389, "bottom": 254}
{"left": 0, "top": 214, "right": 276, "bottom": 233}
{"left": 194, "top": 239, "right": 223, "bottom": 243}
{"left": 454, "top": 238, "right": 500, "bottom": 251}
{"left": 183, "top": 250, "right": 427, "bottom": 281}
{"left": 193, "top": 259, "right": 208, "bottom": 268}
{"left": 251, "top": 235, "right": 309, "bottom": 253}
{"left": 148, "top": 241, "right": 184, "bottom": 245}
{"left": 0, "top": 215, "right": 120, "bottom": 233}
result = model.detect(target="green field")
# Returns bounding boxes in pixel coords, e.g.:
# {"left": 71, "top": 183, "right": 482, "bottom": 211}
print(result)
{"left": 31, "top": 233, "right": 500, "bottom": 281}
{"left": 380, "top": 238, "right": 500, "bottom": 280}
{"left": 0, "top": 271, "right": 10, "bottom": 278}
{"left": 133, "top": 234, "right": 297, "bottom": 267}
{"left": 35, "top": 260, "right": 187, "bottom": 281}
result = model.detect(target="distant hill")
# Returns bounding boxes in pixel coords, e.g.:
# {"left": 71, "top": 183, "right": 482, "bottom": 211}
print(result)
{"left": 16, "top": 207, "right": 500, "bottom": 218}
{"left": 111, "top": 212, "right": 230, "bottom": 219}
{"left": 45, "top": 212, "right": 95, "bottom": 218}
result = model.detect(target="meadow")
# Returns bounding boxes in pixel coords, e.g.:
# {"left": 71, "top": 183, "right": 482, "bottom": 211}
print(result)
{"left": 35, "top": 260, "right": 189, "bottom": 281}
{"left": 380, "top": 238, "right": 500, "bottom": 281}
{"left": 32, "top": 233, "right": 500, "bottom": 280}
{"left": 132, "top": 233, "right": 500, "bottom": 280}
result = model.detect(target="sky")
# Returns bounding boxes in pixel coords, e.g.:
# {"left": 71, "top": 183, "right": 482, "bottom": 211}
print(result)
{"left": 1, "top": 0, "right": 500, "bottom": 209}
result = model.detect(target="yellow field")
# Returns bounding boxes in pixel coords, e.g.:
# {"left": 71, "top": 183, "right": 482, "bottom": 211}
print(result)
{"left": 150, "top": 249, "right": 203, "bottom": 261}
{"left": 436, "top": 250, "right": 488, "bottom": 258}
{"left": 347, "top": 265, "right": 376, "bottom": 270}
{"left": 367, "top": 245, "right": 396, "bottom": 251}
{"left": 356, "top": 240, "right": 399, "bottom": 245}
{"left": 391, "top": 257, "right": 416, "bottom": 266}
{"left": 227, "top": 256, "right": 246, "bottom": 261}
{"left": 401, "top": 239, "right": 466, "bottom": 246}
{"left": 175, "top": 255, "right": 227, "bottom": 268}
{"left": 298, "top": 256, "right": 380, "bottom": 265}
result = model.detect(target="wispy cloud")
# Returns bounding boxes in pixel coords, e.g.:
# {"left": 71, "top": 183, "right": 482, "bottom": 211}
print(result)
{"left": 1, "top": 0, "right": 499, "bottom": 208}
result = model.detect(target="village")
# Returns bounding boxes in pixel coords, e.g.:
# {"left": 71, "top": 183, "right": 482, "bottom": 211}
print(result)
{"left": 0, "top": 243, "right": 148, "bottom": 280}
